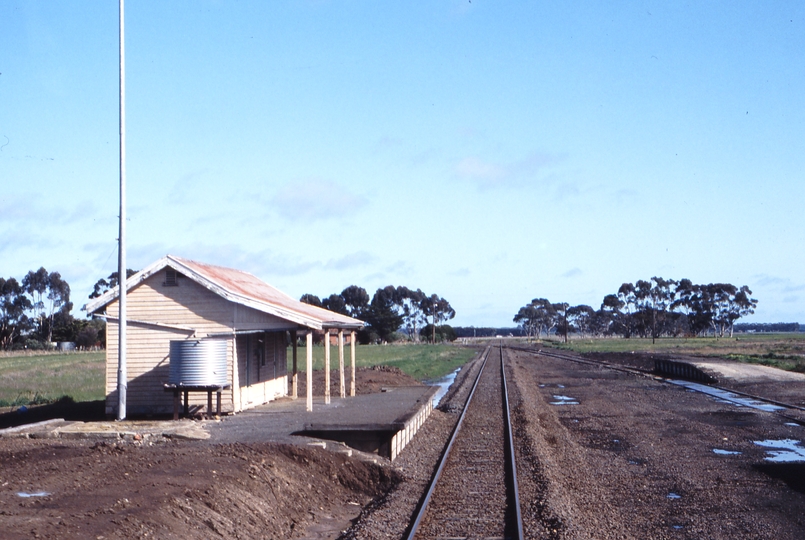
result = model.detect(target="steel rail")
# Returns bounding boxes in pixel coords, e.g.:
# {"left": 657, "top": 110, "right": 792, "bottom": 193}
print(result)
{"left": 405, "top": 346, "right": 490, "bottom": 539}
{"left": 500, "top": 344, "right": 525, "bottom": 539}
{"left": 405, "top": 345, "right": 524, "bottom": 539}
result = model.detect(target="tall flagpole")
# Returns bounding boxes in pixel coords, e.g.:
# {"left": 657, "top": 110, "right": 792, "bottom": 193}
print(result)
{"left": 117, "top": 0, "right": 127, "bottom": 421}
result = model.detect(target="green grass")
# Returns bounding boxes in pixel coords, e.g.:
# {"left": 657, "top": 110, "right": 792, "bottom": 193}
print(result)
{"left": 0, "top": 351, "right": 105, "bottom": 407}
{"left": 542, "top": 333, "right": 805, "bottom": 372}
{"left": 287, "top": 343, "right": 477, "bottom": 381}
{"left": 0, "top": 344, "right": 478, "bottom": 408}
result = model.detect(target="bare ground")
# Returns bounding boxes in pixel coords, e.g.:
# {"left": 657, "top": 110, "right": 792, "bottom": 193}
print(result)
{"left": 508, "top": 349, "right": 805, "bottom": 539}
{"left": 2, "top": 353, "right": 805, "bottom": 539}
{"left": 0, "top": 367, "right": 419, "bottom": 540}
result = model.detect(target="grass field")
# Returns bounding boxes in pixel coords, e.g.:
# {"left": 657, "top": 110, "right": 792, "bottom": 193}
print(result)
{"left": 0, "top": 351, "right": 106, "bottom": 407}
{"left": 0, "top": 344, "right": 478, "bottom": 407}
{"left": 546, "top": 333, "right": 805, "bottom": 372}
{"left": 288, "top": 343, "right": 478, "bottom": 381}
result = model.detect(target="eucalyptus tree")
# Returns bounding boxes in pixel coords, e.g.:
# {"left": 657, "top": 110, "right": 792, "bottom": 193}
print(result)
{"left": 567, "top": 304, "right": 595, "bottom": 338}
{"left": 589, "top": 308, "right": 613, "bottom": 337}
{"left": 513, "top": 298, "right": 557, "bottom": 340}
{"left": 321, "top": 293, "right": 348, "bottom": 315}
{"left": 299, "top": 293, "right": 323, "bottom": 307}
{"left": 531, "top": 298, "right": 558, "bottom": 338}
{"left": 513, "top": 303, "right": 539, "bottom": 342}
{"left": 339, "top": 285, "right": 370, "bottom": 319}
{"left": 362, "top": 286, "right": 405, "bottom": 342}
{"left": 553, "top": 302, "right": 570, "bottom": 343}
{"left": 397, "top": 287, "right": 427, "bottom": 342}
{"left": 89, "top": 269, "right": 138, "bottom": 299}
{"left": 601, "top": 293, "right": 630, "bottom": 337}
{"left": 421, "top": 294, "right": 456, "bottom": 343}
{"left": 0, "top": 277, "right": 32, "bottom": 349}
{"left": 22, "top": 268, "right": 71, "bottom": 343}
{"left": 615, "top": 283, "right": 640, "bottom": 338}
{"left": 706, "top": 283, "right": 757, "bottom": 337}
{"left": 22, "top": 268, "right": 48, "bottom": 334}
{"left": 634, "top": 277, "right": 677, "bottom": 343}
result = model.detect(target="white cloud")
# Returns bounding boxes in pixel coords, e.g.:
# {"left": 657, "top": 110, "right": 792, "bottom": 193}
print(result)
{"left": 450, "top": 267, "right": 470, "bottom": 277}
{"left": 168, "top": 169, "right": 213, "bottom": 205}
{"left": 454, "top": 151, "right": 563, "bottom": 189}
{"left": 455, "top": 157, "right": 507, "bottom": 185}
{"left": 272, "top": 178, "right": 367, "bottom": 221}
{"left": 752, "top": 274, "right": 803, "bottom": 292}
{"left": 0, "top": 194, "right": 41, "bottom": 222}
{"left": 324, "top": 251, "right": 377, "bottom": 271}
{"left": 363, "top": 260, "right": 416, "bottom": 283}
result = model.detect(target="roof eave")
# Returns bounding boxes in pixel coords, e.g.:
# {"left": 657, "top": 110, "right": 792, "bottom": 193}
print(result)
{"left": 84, "top": 256, "right": 171, "bottom": 314}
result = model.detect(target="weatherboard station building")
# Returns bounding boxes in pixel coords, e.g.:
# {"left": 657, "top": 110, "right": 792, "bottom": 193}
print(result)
{"left": 86, "top": 255, "right": 364, "bottom": 418}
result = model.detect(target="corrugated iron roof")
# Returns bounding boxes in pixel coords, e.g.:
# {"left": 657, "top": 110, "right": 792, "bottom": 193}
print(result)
{"left": 85, "top": 255, "right": 364, "bottom": 331}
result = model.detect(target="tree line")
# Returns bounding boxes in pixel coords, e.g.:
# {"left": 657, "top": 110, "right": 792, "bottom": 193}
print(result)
{"left": 300, "top": 285, "right": 456, "bottom": 344}
{"left": 733, "top": 322, "right": 801, "bottom": 333}
{"left": 514, "top": 277, "right": 758, "bottom": 343}
{"left": 1, "top": 268, "right": 101, "bottom": 350}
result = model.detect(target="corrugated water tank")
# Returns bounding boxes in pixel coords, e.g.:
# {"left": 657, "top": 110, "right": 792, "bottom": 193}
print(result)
{"left": 169, "top": 340, "right": 228, "bottom": 386}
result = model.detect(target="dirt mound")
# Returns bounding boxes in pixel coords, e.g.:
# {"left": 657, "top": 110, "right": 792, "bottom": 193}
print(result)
{"left": 295, "top": 365, "right": 423, "bottom": 397}
{"left": 0, "top": 438, "right": 401, "bottom": 539}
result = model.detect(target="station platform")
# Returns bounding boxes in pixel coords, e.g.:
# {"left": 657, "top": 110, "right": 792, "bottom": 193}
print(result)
{"left": 207, "top": 385, "right": 439, "bottom": 460}
{"left": 0, "top": 386, "right": 439, "bottom": 461}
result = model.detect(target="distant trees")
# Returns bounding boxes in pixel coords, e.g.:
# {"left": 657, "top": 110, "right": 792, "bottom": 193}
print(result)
{"left": 1, "top": 277, "right": 32, "bottom": 349}
{"left": 734, "top": 322, "right": 801, "bottom": 333}
{"left": 364, "top": 285, "right": 405, "bottom": 343}
{"left": 514, "top": 277, "right": 758, "bottom": 341}
{"left": 453, "top": 327, "right": 526, "bottom": 338}
{"left": 421, "top": 294, "right": 456, "bottom": 344}
{"left": 23, "top": 268, "right": 71, "bottom": 344}
{"left": 0, "top": 267, "right": 105, "bottom": 350}
{"left": 89, "top": 269, "right": 138, "bottom": 299}
{"left": 301, "top": 284, "right": 455, "bottom": 344}
{"left": 567, "top": 304, "right": 595, "bottom": 338}
{"left": 513, "top": 298, "right": 557, "bottom": 342}
{"left": 299, "top": 294, "right": 323, "bottom": 307}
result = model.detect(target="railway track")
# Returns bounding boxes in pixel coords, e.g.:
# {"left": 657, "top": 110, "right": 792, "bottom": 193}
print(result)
{"left": 406, "top": 346, "right": 523, "bottom": 540}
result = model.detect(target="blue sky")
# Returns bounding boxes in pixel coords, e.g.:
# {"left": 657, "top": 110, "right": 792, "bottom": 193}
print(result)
{"left": 2, "top": 1, "right": 803, "bottom": 327}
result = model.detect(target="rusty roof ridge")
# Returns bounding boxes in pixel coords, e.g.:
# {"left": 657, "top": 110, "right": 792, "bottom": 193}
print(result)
{"left": 86, "top": 254, "right": 363, "bottom": 331}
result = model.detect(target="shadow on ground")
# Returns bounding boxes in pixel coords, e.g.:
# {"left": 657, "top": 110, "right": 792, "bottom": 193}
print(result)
{"left": 0, "top": 398, "right": 106, "bottom": 430}
{"left": 753, "top": 462, "right": 805, "bottom": 494}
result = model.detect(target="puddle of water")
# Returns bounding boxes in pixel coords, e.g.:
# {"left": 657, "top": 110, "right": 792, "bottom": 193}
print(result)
{"left": 785, "top": 422, "right": 801, "bottom": 427}
{"left": 538, "top": 384, "right": 546, "bottom": 388}
{"left": 754, "top": 439, "right": 805, "bottom": 462}
{"left": 712, "top": 448, "right": 742, "bottom": 455}
{"left": 668, "top": 380, "right": 784, "bottom": 412}
{"left": 557, "top": 384, "right": 565, "bottom": 388}
{"left": 667, "top": 492, "right": 682, "bottom": 499}
{"left": 672, "top": 525, "right": 684, "bottom": 530}
{"left": 550, "top": 395, "right": 579, "bottom": 405}
{"left": 17, "top": 492, "right": 50, "bottom": 498}
{"left": 427, "top": 368, "right": 460, "bottom": 406}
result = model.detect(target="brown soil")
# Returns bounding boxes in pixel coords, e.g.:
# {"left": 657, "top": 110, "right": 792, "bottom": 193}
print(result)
{"left": 295, "top": 365, "right": 423, "bottom": 397}
{"left": 3, "top": 353, "right": 805, "bottom": 539}
{"left": 508, "top": 349, "right": 805, "bottom": 539}
{"left": 0, "top": 367, "right": 416, "bottom": 540}
{"left": 0, "top": 440, "right": 399, "bottom": 540}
